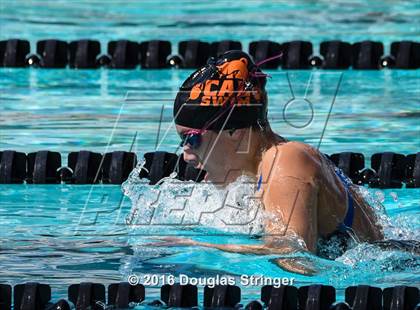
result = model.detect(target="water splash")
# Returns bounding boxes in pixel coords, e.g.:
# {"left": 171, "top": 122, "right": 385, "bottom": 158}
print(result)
{"left": 357, "top": 186, "right": 419, "bottom": 241}
{"left": 122, "top": 159, "right": 267, "bottom": 236}
{"left": 321, "top": 183, "right": 420, "bottom": 285}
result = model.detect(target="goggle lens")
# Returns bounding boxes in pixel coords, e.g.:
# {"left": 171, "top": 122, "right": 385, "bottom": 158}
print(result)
{"left": 179, "top": 132, "right": 202, "bottom": 149}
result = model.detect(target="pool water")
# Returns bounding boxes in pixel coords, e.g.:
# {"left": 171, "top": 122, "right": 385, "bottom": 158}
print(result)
{"left": 1, "top": 0, "right": 419, "bottom": 306}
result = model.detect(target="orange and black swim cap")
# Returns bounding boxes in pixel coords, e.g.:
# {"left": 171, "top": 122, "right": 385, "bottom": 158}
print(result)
{"left": 173, "top": 50, "right": 268, "bottom": 130}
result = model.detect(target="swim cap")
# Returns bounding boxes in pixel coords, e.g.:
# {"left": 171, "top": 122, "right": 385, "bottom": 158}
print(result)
{"left": 173, "top": 50, "right": 268, "bottom": 130}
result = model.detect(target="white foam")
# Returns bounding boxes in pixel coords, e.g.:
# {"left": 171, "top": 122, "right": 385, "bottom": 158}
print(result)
{"left": 122, "top": 160, "right": 267, "bottom": 235}
{"left": 357, "top": 186, "right": 419, "bottom": 241}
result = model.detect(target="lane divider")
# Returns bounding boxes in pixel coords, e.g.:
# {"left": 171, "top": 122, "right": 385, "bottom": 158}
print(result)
{"left": 0, "top": 150, "right": 418, "bottom": 188}
{"left": 0, "top": 282, "right": 418, "bottom": 309}
{"left": 0, "top": 39, "right": 419, "bottom": 69}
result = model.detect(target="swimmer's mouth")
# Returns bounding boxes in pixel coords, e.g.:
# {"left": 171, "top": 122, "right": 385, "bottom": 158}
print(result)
{"left": 187, "top": 159, "right": 202, "bottom": 169}
{"left": 190, "top": 160, "right": 200, "bottom": 168}
{"left": 184, "top": 153, "right": 200, "bottom": 167}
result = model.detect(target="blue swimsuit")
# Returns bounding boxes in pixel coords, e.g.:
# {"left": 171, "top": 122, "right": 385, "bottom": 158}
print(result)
{"left": 334, "top": 167, "right": 355, "bottom": 232}
{"left": 257, "top": 174, "right": 263, "bottom": 191}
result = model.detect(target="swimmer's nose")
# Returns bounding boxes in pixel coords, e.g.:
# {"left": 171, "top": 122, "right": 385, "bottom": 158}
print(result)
{"left": 183, "top": 144, "right": 199, "bottom": 155}
{"left": 183, "top": 150, "right": 199, "bottom": 165}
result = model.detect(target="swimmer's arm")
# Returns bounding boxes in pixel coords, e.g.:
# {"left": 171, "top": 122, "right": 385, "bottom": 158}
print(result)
{"left": 262, "top": 142, "right": 320, "bottom": 252}
{"left": 190, "top": 239, "right": 317, "bottom": 275}
{"left": 150, "top": 236, "right": 316, "bottom": 275}
{"left": 188, "top": 239, "right": 300, "bottom": 255}
{"left": 263, "top": 177, "right": 318, "bottom": 252}
{"left": 148, "top": 236, "right": 301, "bottom": 255}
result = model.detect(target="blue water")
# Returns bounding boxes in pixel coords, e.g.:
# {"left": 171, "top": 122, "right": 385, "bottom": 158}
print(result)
{"left": 1, "top": 0, "right": 419, "bottom": 307}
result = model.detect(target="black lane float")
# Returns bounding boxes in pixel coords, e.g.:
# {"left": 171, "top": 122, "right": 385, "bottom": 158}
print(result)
{"left": 1, "top": 39, "right": 419, "bottom": 69}
{"left": 0, "top": 282, "right": 418, "bottom": 310}
{"left": 0, "top": 150, "right": 419, "bottom": 188}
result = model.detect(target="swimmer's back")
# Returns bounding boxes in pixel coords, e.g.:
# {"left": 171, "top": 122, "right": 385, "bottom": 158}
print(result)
{"left": 260, "top": 141, "right": 383, "bottom": 246}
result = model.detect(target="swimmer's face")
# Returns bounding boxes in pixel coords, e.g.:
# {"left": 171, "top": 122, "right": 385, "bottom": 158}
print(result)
{"left": 176, "top": 124, "right": 234, "bottom": 170}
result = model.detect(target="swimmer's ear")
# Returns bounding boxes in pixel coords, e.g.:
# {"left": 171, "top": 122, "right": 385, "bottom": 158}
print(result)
{"left": 270, "top": 257, "right": 317, "bottom": 276}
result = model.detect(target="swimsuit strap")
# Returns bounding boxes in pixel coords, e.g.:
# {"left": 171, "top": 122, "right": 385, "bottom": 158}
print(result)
{"left": 338, "top": 192, "right": 354, "bottom": 232}
{"left": 257, "top": 174, "right": 263, "bottom": 191}
{"left": 335, "top": 168, "right": 355, "bottom": 231}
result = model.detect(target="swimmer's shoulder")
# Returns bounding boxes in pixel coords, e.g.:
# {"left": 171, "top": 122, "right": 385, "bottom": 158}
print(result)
{"left": 270, "top": 141, "right": 322, "bottom": 165}
{"left": 261, "top": 141, "right": 322, "bottom": 179}
{"left": 277, "top": 140, "right": 318, "bottom": 153}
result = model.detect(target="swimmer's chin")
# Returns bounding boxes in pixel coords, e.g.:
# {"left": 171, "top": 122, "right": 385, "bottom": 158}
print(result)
{"left": 184, "top": 155, "right": 204, "bottom": 169}
{"left": 184, "top": 159, "right": 203, "bottom": 169}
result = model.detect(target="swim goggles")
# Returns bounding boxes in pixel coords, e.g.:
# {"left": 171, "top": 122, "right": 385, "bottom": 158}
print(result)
{"left": 179, "top": 129, "right": 205, "bottom": 149}
{"left": 179, "top": 127, "right": 238, "bottom": 149}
